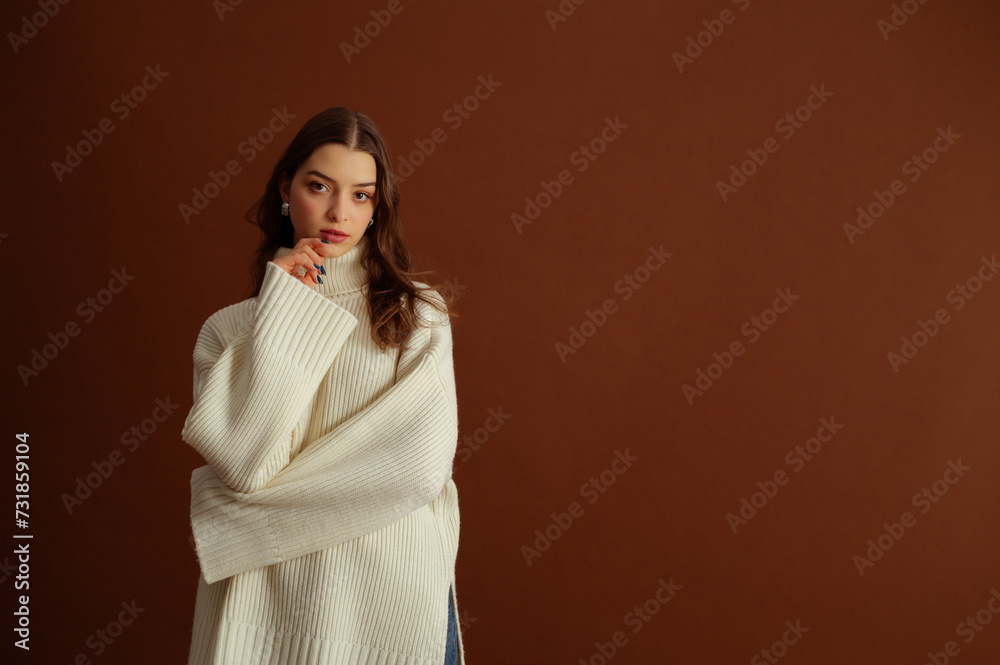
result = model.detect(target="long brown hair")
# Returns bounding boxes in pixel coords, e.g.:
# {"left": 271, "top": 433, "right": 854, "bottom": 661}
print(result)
{"left": 243, "top": 107, "right": 459, "bottom": 351}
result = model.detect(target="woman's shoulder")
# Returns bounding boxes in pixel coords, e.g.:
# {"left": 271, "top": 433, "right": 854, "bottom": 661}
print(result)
{"left": 409, "top": 281, "right": 450, "bottom": 328}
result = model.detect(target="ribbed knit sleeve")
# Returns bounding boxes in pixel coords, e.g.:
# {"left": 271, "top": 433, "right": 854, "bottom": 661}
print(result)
{"left": 181, "top": 261, "right": 360, "bottom": 495}
{"left": 189, "top": 292, "right": 458, "bottom": 584}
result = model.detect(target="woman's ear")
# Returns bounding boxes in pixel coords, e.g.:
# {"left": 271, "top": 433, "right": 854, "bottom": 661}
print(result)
{"left": 278, "top": 172, "right": 290, "bottom": 199}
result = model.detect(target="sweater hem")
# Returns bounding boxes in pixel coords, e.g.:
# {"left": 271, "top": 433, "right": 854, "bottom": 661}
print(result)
{"left": 200, "top": 617, "right": 446, "bottom": 665}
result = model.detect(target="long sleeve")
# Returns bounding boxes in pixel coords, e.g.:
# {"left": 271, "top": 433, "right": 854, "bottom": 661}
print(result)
{"left": 189, "top": 290, "right": 459, "bottom": 584}
{"left": 181, "top": 261, "right": 360, "bottom": 494}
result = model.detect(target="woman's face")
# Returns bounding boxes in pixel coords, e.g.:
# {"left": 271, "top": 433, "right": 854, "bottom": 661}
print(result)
{"left": 279, "top": 142, "right": 377, "bottom": 258}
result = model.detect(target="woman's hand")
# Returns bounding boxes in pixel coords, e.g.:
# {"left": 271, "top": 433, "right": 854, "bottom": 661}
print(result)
{"left": 270, "top": 238, "right": 330, "bottom": 289}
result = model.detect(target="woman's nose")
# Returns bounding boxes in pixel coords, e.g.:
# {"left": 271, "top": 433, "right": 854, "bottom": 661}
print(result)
{"left": 327, "top": 195, "right": 348, "bottom": 219}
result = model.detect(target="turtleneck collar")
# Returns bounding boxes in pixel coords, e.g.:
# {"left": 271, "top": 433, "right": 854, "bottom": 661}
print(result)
{"left": 273, "top": 234, "right": 370, "bottom": 297}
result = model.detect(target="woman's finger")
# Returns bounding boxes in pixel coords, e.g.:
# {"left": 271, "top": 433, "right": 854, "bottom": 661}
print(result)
{"left": 295, "top": 253, "right": 322, "bottom": 286}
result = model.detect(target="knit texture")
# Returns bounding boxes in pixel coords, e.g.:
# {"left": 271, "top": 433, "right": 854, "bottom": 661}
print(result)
{"left": 183, "top": 234, "right": 465, "bottom": 664}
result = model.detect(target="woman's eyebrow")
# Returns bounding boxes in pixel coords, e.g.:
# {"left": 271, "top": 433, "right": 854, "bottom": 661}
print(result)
{"left": 306, "top": 169, "right": 376, "bottom": 188}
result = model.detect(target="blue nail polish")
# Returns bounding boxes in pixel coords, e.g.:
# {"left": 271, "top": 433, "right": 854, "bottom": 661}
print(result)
{"left": 313, "top": 263, "right": 321, "bottom": 269}
{"left": 320, "top": 266, "right": 326, "bottom": 275}
{"left": 321, "top": 239, "right": 330, "bottom": 244}
{"left": 318, "top": 276, "right": 323, "bottom": 284}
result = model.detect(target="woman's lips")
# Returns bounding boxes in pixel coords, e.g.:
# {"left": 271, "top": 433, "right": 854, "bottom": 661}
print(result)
{"left": 320, "top": 229, "right": 348, "bottom": 243}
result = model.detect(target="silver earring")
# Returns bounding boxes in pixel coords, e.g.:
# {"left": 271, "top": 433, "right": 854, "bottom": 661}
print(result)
{"left": 280, "top": 202, "right": 289, "bottom": 216}
{"left": 368, "top": 218, "right": 374, "bottom": 227}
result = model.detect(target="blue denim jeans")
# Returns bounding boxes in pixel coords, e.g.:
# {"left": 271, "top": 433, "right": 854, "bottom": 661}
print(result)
{"left": 444, "top": 586, "right": 458, "bottom": 665}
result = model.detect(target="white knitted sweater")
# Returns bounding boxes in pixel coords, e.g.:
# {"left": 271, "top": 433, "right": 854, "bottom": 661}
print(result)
{"left": 182, "top": 234, "right": 464, "bottom": 664}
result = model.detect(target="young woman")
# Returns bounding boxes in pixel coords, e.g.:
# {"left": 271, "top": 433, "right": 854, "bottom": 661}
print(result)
{"left": 182, "top": 107, "right": 464, "bottom": 665}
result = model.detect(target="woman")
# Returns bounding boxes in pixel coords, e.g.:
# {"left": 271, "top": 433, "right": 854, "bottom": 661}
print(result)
{"left": 182, "top": 107, "right": 464, "bottom": 665}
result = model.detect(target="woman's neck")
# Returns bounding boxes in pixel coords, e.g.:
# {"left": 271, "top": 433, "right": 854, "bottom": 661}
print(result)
{"left": 272, "top": 234, "right": 370, "bottom": 296}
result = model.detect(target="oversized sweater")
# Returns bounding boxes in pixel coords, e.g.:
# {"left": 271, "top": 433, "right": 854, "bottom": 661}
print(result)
{"left": 182, "top": 233, "right": 465, "bottom": 665}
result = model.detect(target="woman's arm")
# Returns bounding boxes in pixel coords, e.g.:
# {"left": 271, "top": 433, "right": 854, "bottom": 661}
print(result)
{"left": 181, "top": 260, "right": 359, "bottom": 494}
{"left": 188, "top": 293, "right": 458, "bottom": 584}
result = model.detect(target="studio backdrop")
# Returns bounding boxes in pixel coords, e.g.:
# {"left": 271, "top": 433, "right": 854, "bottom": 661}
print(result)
{"left": 3, "top": 0, "right": 999, "bottom": 663}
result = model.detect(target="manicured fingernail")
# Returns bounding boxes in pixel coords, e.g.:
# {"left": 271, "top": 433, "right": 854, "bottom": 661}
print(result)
{"left": 318, "top": 276, "right": 323, "bottom": 284}
{"left": 320, "top": 266, "right": 326, "bottom": 275}
{"left": 321, "top": 239, "right": 330, "bottom": 244}
{"left": 313, "top": 263, "right": 321, "bottom": 270}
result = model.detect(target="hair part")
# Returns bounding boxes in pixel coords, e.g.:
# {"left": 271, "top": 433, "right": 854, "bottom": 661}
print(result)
{"left": 243, "top": 107, "right": 459, "bottom": 350}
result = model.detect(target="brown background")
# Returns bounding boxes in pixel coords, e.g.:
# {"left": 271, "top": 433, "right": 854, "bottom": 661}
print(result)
{"left": 3, "top": 0, "right": 999, "bottom": 663}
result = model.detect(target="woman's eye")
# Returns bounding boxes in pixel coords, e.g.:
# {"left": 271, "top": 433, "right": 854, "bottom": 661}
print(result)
{"left": 355, "top": 192, "right": 372, "bottom": 202}
{"left": 310, "top": 182, "right": 328, "bottom": 192}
